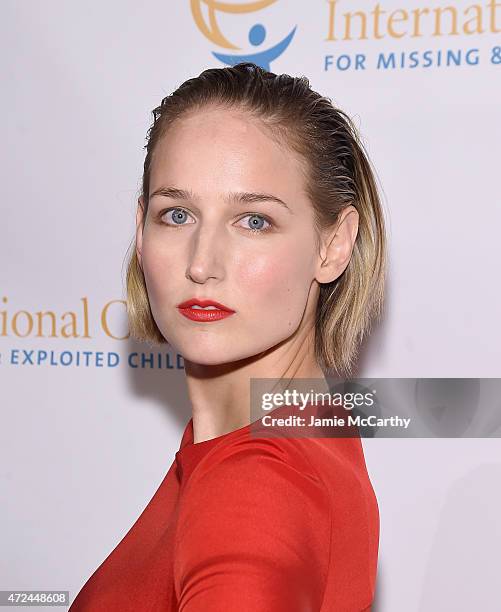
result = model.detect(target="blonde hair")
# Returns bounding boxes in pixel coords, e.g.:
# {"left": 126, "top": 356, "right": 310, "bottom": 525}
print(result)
{"left": 124, "top": 62, "right": 387, "bottom": 377}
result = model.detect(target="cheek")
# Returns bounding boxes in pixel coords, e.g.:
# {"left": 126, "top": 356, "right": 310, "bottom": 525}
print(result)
{"left": 233, "top": 245, "right": 313, "bottom": 310}
{"left": 141, "top": 237, "right": 179, "bottom": 301}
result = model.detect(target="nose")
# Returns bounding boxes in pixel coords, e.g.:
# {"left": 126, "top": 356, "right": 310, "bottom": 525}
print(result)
{"left": 185, "top": 223, "right": 225, "bottom": 284}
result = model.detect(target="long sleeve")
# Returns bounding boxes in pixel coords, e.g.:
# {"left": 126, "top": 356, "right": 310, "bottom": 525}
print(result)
{"left": 173, "top": 437, "right": 332, "bottom": 611}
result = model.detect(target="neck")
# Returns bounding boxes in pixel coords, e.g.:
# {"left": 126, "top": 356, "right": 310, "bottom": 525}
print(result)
{"left": 184, "top": 327, "right": 330, "bottom": 444}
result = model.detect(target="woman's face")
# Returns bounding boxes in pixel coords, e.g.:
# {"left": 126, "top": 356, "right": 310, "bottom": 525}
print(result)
{"left": 136, "top": 106, "right": 325, "bottom": 365}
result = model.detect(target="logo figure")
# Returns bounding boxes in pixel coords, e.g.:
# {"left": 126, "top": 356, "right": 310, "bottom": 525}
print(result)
{"left": 191, "top": 0, "right": 297, "bottom": 70}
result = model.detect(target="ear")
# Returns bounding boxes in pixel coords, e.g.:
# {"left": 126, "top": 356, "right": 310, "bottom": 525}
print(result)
{"left": 136, "top": 195, "right": 146, "bottom": 269}
{"left": 315, "top": 205, "right": 359, "bottom": 284}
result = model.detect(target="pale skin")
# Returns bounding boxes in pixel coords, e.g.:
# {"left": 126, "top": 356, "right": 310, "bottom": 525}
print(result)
{"left": 135, "top": 106, "right": 359, "bottom": 444}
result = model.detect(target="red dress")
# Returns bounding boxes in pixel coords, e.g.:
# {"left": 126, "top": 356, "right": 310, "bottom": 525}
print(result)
{"left": 69, "top": 406, "right": 379, "bottom": 611}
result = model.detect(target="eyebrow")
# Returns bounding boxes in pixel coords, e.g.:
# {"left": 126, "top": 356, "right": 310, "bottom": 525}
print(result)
{"left": 149, "top": 186, "right": 292, "bottom": 213}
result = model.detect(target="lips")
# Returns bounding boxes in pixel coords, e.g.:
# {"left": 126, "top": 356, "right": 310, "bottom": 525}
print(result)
{"left": 177, "top": 298, "right": 234, "bottom": 311}
{"left": 176, "top": 298, "right": 235, "bottom": 322}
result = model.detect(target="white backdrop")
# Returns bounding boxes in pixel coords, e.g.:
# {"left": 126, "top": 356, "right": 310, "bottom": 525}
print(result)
{"left": 1, "top": 1, "right": 500, "bottom": 610}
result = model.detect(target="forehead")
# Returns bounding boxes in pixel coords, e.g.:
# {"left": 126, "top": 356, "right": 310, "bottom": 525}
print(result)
{"left": 149, "top": 107, "right": 308, "bottom": 201}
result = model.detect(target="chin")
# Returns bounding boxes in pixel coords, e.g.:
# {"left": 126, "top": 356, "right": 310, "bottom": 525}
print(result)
{"left": 172, "top": 338, "right": 275, "bottom": 367}
{"left": 163, "top": 334, "right": 230, "bottom": 362}
{"left": 177, "top": 345, "right": 247, "bottom": 366}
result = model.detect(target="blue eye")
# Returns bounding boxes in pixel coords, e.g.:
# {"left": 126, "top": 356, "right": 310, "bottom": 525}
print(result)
{"left": 239, "top": 214, "right": 273, "bottom": 233}
{"left": 158, "top": 208, "right": 273, "bottom": 234}
{"left": 161, "top": 208, "right": 194, "bottom": 226}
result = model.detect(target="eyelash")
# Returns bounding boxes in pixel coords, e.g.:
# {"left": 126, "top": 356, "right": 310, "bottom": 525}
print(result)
{"left": 157, "top": 207, "right": 274, "bottom": 234}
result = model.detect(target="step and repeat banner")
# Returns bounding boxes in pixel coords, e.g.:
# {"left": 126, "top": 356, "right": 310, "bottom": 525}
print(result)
{"left": 1, "top": 1, "right": 500, "bottom": 610}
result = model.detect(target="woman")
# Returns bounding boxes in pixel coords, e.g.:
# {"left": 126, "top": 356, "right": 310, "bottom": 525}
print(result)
{"left": 70, "top": 62, "right": 386, "bottom": 611}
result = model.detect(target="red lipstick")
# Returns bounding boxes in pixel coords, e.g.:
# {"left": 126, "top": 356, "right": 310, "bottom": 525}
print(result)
{"left": 176, "top": 298, "right": 236, "bottom": 322}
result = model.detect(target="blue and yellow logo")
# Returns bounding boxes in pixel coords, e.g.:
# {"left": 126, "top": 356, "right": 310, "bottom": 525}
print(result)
{"left": 190, "top": 0, "right": 296, "bottom": 70}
